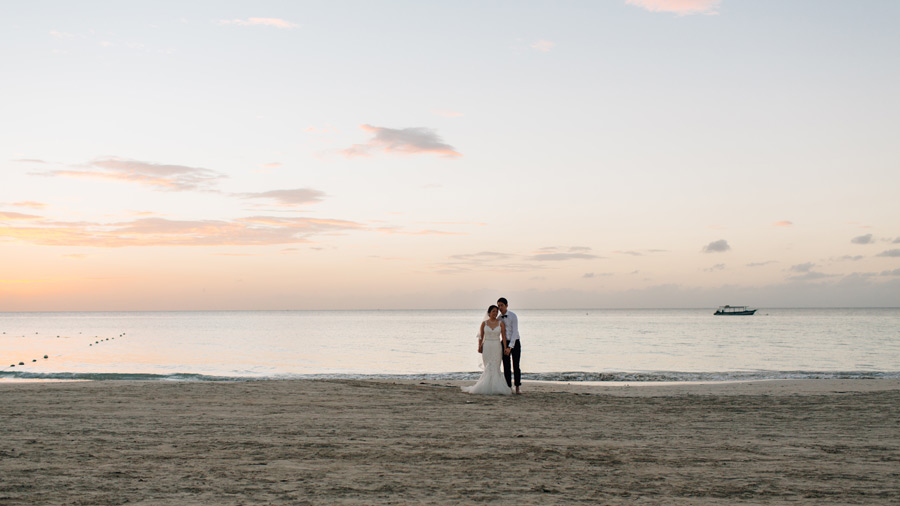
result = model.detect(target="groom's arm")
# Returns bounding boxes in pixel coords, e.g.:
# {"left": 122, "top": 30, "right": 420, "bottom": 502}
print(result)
{"left": 509, "top": 313, "right": 519, "bottom": 343}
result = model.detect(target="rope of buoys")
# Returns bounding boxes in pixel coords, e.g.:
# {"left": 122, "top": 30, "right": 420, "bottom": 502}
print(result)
{"left": 2, "top": 331, "right": 128, "bottom": 372}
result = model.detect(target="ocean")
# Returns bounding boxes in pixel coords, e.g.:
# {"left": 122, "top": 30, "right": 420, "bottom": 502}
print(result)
{"left": 2, "top": 308, "right": 899, "bottom": 382}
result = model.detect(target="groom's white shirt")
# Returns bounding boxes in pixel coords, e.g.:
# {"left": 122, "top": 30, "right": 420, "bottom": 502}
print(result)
{"left": 502, "top": 310, "right": 520, "bottom": 348}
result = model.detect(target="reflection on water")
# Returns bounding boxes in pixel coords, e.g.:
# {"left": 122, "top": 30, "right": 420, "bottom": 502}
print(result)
{"left": 2, "top": 308, "right": 899, "bottom": 381}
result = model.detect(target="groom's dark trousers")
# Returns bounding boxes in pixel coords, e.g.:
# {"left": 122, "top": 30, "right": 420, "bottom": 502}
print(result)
{"left": 502, "top": 341, "right": 521, "bottom": 388}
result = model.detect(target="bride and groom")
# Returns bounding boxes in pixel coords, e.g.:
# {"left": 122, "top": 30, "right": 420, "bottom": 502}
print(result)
{"left": 462, "top": 297, "right": 522, "bottom": 395}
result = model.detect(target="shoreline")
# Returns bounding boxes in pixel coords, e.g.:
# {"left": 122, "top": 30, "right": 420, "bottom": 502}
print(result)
{"left": 2, "top": 379, "right": 898, "bottom": 504}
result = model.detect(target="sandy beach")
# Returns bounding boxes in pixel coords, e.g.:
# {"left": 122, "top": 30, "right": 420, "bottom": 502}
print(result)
{"left": 1, "top": 379, "right": 898, "bottom": 505}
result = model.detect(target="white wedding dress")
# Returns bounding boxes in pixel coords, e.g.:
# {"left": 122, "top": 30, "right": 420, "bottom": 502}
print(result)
{"left": 462, "top": 323, "right": 512, "bottom": 395}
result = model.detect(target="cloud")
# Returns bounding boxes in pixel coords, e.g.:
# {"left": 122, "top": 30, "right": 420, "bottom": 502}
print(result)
{"left": 449, "top": 252, "right": 515, "bottom": 262}
{"left": 784, "top": 262, "right": 838, "bottom": 282}
{"left": 530, "top": 253, "right": 601, "bottom": 261}
{"left": 834, "top": 255, "right": 864, "bottom": 262}
{"left": 43, "top": 157, "right": 224, "bottom": 191}
{"left": 876, "top": 249, "right": 900, "bottom": 258}
{"left": 626, "top": 0, "right": 721, "bottom": 15}
{"left": 747, "top": 261, "right": 776, "bottom": 267}
{"left": 0, "top": 215, "right": 365, "bottom": 247}
{"left": 615, "top": 249, "right": 668, "bottom": 256}
{"left": 530, "top": 247, "right": 602, "bottom": 262}
{"left": 217, "top": 18, "right": 298, "bottom": 29}
{"left": 881, "top": 268, "right": 900, "bottom": 277}
{"left": 851, "top": 234, "right": 874, "bottom": 245}
{"left": 0, "top": 211, "right": 43, "bottom": 221}
{"left": 702, "top": 239, "right": 730, "bottom": 253}
{"left": 341, "top": 124, "right": 462, "bottom": 158}
{"left": 894, "top": 237, "right": 900, "bottom": 244}
{"left": 788, "top": 271, "right": 836, "bottom": 282}
{"left": 583, "top": 273, "right": 595, "bottom": 278}
{"left": 531, "top": 40, "right": 555, "bottom": 53}
{"left": 704, "top": 263, "right": 726, "bottom": 272}
{"left": 789, "top": 262, "right": 816, "bottom": 273}
{"left": 435, "top": 251, "right": 543, "bottom": 274}
{"left": 11, "top": 201, "right": 48, "bottom": 209}
{"left": 376, "top": 227, "right": 466, "bottom": 236}
{"left": 240, "top": 188, "right": 326, "bottom": 207}
{"left": 773, "top": 221, "right": 793, "bottom": 227}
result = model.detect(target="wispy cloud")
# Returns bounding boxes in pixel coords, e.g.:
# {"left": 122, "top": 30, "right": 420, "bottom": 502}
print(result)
{"left": 626, "top": 0, "right": 721, "bottom": 15}
{"left": 786, "top": 262, "right": 839, "bottom": 282}
{"left": 704, "top": 263, "right": 726, "bottom": 272}
{"left": 530, "top": 247, "right": 602, "bottom": 261}
{"left": 239, "top": 188, "right": 326, "bottom": 207}
{"left": 10, "top": 201, "right": 48, "bottom": 209}
{"left": 341, "top": 124, "right": 462, "bottom": 158}
{"left": 615, "top": 249, "right": 668, "bottom": 256}
{"left": 876, "top": 249, "right": 900, "bottom": 258}
{"left": 217, "top": 18, "right": 298, "bottom": 29}
{"left": 747, "top": 261, "right": 777, "bottom": 267}
{"left": 702, "top": 239, "right": 730, "bottom": 253}
{"left": 788, "top": 271, "right": 836, "bottom": 282}
{"left": 449, "top": 252, "right": 515, "bottom": 263}
{"left": 531, "top": 40, "right": 555, "bottom": 53}
{"left": 0, "top": 215, "right": 365, "bottom": 247}
{"left": 376, "top": 227, "right": 466, "bottom": 236}
{"left": 789, "top": 262, "right": 816, "bottom": 273}
{"left": 0, "top": 211, "right": 43, "bottom": 221}
{"left": 434, "top": 251, "right": 542, "bottom": 274}
{"left": 530, "top": 252, "right": 601, "bottom": 261}
{"left": 42, "top": 157, "right": 224, "bottom": 192}
{"left": 851, "top": 233, "right": 874, "bottom": 245}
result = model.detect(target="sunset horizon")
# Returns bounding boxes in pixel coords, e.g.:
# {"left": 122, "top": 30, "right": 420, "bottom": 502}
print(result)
{"left": 3, "top": 0, "right": 899, "bottom": 311}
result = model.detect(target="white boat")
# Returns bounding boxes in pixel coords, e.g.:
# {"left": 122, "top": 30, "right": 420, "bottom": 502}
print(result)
{"left": 714, "top": 305, "right": 757, "bottom": 315}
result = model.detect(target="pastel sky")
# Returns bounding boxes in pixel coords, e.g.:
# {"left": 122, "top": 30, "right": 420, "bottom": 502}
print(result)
{"left": 2, "top": 0, "right": 899, "bottom": 310}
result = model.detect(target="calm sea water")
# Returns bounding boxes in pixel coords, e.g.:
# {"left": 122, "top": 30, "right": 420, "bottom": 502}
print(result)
{"left": 2, "top": 308, "right": 899, "bottom": 382}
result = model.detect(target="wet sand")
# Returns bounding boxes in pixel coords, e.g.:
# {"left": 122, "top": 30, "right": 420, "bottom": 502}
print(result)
{"left": 1, "top": 379, "right": 898, "bottom": 504}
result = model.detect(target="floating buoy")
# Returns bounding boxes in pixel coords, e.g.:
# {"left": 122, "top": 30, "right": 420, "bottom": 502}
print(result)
{"left": 43, "top": 355, "right": 48, "bottom": 359}
{"left": 32, "top": 359, "right": 36, "bottom": 362}
{"left": 18, "top": 362, "right": 24, "bottom": 366}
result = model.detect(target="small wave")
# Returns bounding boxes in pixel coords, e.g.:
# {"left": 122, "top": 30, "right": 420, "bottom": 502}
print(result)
{"left": 2, "top": 370, "right": 900, "bottom": 382}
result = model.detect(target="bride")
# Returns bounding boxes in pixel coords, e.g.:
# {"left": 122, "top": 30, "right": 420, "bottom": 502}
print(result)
{"left": 462, "top": 305, "right": 512, "bottom": 395}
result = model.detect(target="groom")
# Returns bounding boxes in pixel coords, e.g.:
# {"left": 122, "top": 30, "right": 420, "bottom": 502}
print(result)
{"left": 497, "top": 297, "right": 522, "bottom": 394}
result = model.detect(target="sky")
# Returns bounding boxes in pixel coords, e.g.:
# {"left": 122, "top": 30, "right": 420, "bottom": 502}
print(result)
{"left": 2, "top": 0, "right": 899, "bottom": 310}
